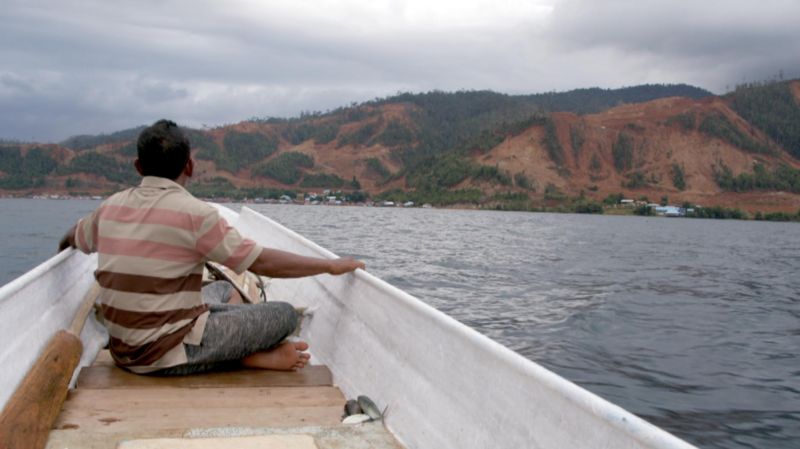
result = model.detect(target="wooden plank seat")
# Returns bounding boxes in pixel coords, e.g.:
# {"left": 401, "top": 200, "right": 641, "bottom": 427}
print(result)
{"left": 46, "top": 351, "right": 352, "bottom": 449}
{"left": 117, "top": 434, "right": 318, "bottom": 449}
{"left": 76, "top": 364, "right": 333, "bottom": 389}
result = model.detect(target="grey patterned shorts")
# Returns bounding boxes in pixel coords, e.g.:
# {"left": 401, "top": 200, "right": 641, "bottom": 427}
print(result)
{"left": 150, "top": 281, "right": 298, "bottom": 375}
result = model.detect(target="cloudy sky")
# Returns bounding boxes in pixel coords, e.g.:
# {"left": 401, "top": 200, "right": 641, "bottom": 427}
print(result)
{"left": 2, "top": 0, "right": 798, "bottom": 142}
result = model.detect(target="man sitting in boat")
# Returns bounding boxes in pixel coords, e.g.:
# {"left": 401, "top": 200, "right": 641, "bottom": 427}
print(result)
{"left": 58, "top": 119, "right": 364, "bottom": 375}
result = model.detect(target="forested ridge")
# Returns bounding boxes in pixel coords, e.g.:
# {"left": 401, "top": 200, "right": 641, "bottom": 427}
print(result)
{"left": 2, "top": 81, "right": 800, "bottom": 217}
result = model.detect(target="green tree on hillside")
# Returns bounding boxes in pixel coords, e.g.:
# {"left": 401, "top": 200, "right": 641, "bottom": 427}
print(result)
{"left": 665, "top": 112, "right": 696, "bottom": 131}
{"left": 0, "top": 146, "right": 59, "bottom": 190}
{"left": 184, "top": 129, "right": 222, "bottom": 161}
{"left": 281, "top": 122, "right": 340, "bottom": 145}
{"left": 542, "top": 117, "right": 564, "bottom": 165}
{"left": 589, "top": 153, "right": 602, "bottom": 172}
{"left": 699, "top": 113, "right": 771, "bottom": 154}
{"left": 62, "top": 152, "right": 138, "bottom": 185}
{"left": 729, "top": 81, "right": 800, "bottom": 159}
{"left": 623, "top": 171, "right": 648, "bottom": 188}
{"left": 407, "top": 153, "right": 474, "bottom": 190}
{"left": 60, "top": 126, "right": 146, "bottom": 151}
{"left": 473, "top": 165, "right": 512, "bottom": 186}
{"left": 300, "top": 173, "right": 345, "bottom": 188}
{"left": 671, "top": 163, "right": 686, "bottom": 190}
{"left": 21, "top": 148, "right": 57, "bottom": 176}
{"left": 117, "top": 142, "right": 138, "bottom": 157}
{"left": 570, "top": 125, "right": 585, "bottom": 160}
{"left": 338, "top": 122, "right": 380, "bottom": 148}
{"left": 376, "top": 121, "right": 416, "bottom": 147}
{"left": 0, "top": 146, "right": 23, "bottom": 174}
{"left": 221, "top": 131, "right": 279, "bottom": 172}
{"left": 514, "top": 172, "right": 534, "bottom": 190}
{"left": 714, "top": 162, "right": 800, "bottom": 193}
{"left": 365, "top": 158, "right": 391, "bottom": 180}
{"left": 252, "top": 152, "right": 314, "bottom": 184}
{"left": 612, "top": 132, "right": 634, "bottom": 171}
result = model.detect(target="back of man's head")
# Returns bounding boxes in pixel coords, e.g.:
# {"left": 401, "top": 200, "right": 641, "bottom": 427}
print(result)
{"left": 137, "top": 119, "right": 190, "bottom": 180}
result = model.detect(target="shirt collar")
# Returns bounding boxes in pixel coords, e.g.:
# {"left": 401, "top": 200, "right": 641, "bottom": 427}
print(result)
{"left": 139, "top": 176, "right": 188, "bottom": 192}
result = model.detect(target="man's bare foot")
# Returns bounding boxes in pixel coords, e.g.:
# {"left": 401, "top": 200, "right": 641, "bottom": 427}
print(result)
{"left": 241, "top": 341, "right": 310, "bottom": 371}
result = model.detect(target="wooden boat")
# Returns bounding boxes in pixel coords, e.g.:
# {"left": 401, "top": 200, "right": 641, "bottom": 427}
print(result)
{"left": 0, "top": 205, "right": 699, "bottom": 449}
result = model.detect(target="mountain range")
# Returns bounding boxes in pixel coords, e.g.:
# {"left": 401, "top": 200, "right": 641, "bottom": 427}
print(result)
{"left": 2, "top": 81, "right": 799, "bottom": 216}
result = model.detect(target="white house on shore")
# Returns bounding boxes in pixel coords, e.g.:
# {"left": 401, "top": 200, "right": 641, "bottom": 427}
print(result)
{"left": 654, "top": 205, "right": 685, "bottom": 217}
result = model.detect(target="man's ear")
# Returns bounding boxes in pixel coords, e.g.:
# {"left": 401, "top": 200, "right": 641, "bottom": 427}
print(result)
{"left": 134, "top": 159, "right": 144, "bottom": 176}
{"left": 184, "top": 158, "right": 194, "bottom": 178}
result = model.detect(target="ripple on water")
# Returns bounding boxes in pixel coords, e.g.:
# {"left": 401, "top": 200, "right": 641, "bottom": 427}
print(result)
{"left": 3, "top": 200, "right": 798, "bottom": 449}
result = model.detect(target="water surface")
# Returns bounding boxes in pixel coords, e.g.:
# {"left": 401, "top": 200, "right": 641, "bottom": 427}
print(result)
{"left": 250, "top": 204, "right": 800, "bottom": 449}
{"left": 1, "top": 198, "right": 798, "bottom": 449}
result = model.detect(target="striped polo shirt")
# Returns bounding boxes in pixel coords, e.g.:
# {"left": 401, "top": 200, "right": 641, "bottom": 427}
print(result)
{"left": 74, "top": 176, "right": 262, "bottom": 373}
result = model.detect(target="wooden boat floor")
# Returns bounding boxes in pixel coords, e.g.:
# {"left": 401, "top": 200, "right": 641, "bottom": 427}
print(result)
{"left": 47, "top": 351, "right": 403, "bottom": 449}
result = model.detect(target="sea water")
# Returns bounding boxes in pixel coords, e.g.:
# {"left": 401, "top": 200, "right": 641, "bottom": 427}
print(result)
{"left": 1, "top": 198, "right": 798, "bottom": 449}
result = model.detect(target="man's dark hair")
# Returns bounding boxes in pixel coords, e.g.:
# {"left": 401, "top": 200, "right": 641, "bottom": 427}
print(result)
{"left": 137, "top": 119, "right": 191, "bottom": 180}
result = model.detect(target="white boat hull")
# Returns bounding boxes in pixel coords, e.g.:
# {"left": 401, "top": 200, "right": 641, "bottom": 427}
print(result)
{"left": 0, "top": 204, "right": 697, "bottom": 449}
{"left": 233, "top": 207, "right": 697, "bottom": 449}
{"left": 0, "top": 250, "right": 107, "bottom": 409}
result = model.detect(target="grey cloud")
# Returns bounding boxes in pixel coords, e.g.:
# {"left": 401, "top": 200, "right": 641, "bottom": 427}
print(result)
{"left": 129, "top": 78, "right": 190, "bottom": 103}
{"left": 546, "top": 0, "right": 800, "bottom": 90}
{"left": 1, "top": 1, "right": 539, "bottom": 141}
{"left": 1, "top": 0, "right": 798, "bottom": 141}
{"left": 0, "top": 73, "right": 36, "bottom": 94}
{"left": 0, "top": 86, "right": 139, "bottom": 142}
{"left": 549, "top": 1, "right": 800, "bottom": 54}
{"left": 3, "top": 0, "right": 537, "bottom": 87}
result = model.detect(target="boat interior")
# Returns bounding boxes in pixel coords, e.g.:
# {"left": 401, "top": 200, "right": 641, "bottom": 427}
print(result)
{"left": 47, "top": 350, "right": 403, "bottom": 449}
{"left": 1, "top": 205, "right": 698, "bottom": 449}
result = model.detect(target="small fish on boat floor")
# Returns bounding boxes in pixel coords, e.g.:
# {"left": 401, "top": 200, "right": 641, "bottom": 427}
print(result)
{"left": 341, "top": 395, "right": 384, "bottom": 424}
{"left": 342, "top": 413, "right": 373, "bottom": 424}
{"left": 357, "top": 395, "right": 382, "bottom": 421}
{"left": 343, "top": 399, "right": 362, "bottom": 418}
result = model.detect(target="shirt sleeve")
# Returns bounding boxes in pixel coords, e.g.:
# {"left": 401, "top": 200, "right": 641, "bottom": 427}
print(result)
{"left": 195, "top": 210, "right": 263, "bottom": 274}
{"left": 73, "top": 209, "right": 100, "bottom": 254}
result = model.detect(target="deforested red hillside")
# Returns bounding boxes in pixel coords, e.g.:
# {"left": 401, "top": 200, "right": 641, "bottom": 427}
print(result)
{"left": 478, "top": 92, "right": 800, "bottom": 212}
{"left": 2, "top": 82, "right": 799, "bottom": 216}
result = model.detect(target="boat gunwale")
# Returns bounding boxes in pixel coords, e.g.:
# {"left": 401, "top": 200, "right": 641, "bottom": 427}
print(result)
{"left": 237, "top": 205, "right": 697, "bottom": 449}
{"left": 0, "top": 248, "right": 74, "bottom": 302}
{"left": 1, "top": 204, "right": 698, "bottom": 449}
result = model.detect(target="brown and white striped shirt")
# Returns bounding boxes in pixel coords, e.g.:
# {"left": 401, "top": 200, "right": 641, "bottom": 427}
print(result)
{"left": 74, "top": 176, "right": 262, "bottom": 373}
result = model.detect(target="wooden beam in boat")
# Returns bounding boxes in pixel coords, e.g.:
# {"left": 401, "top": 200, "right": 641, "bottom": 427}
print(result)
{"left": 0, "top": 283, "right": 100, "bottom": 449}
{"left": 53, "top": 404, "right": 343, "bottom": 433}
{"left": 76, "top": 365, "right": 333, "bottom": 389}
{"left": 60, "top": 386, "right": 344, "bottom": 410}
{"left": 116, "top": 434, "right": 318, "bottom": 449}
{"left": 48, "top": 422, "right": 405, "bottom": 449}
{"left": 0, "top": 331, "right": 82, "bottom": 449}
{"left": 90, "top": 349, "right": 116, "bottom": 366}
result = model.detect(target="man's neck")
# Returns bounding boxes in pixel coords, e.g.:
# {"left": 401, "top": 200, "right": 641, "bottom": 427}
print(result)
{"left": 174, "top": 173, "right": 189, "bottom": 187}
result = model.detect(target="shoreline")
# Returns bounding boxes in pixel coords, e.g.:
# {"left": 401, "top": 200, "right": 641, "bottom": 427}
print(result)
{"left": 2, "top": 194, "right": 799, "bottom": 223}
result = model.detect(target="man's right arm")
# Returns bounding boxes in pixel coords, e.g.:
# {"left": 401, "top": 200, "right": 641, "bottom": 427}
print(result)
{"left": 58, "top": 224, "right": 77, "bottom": 252}
{"left": 248, "top": 248, "right": 365, "bottom": 278}
{"left": 60, "top": 209, "right": 100, "bottom": 254}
